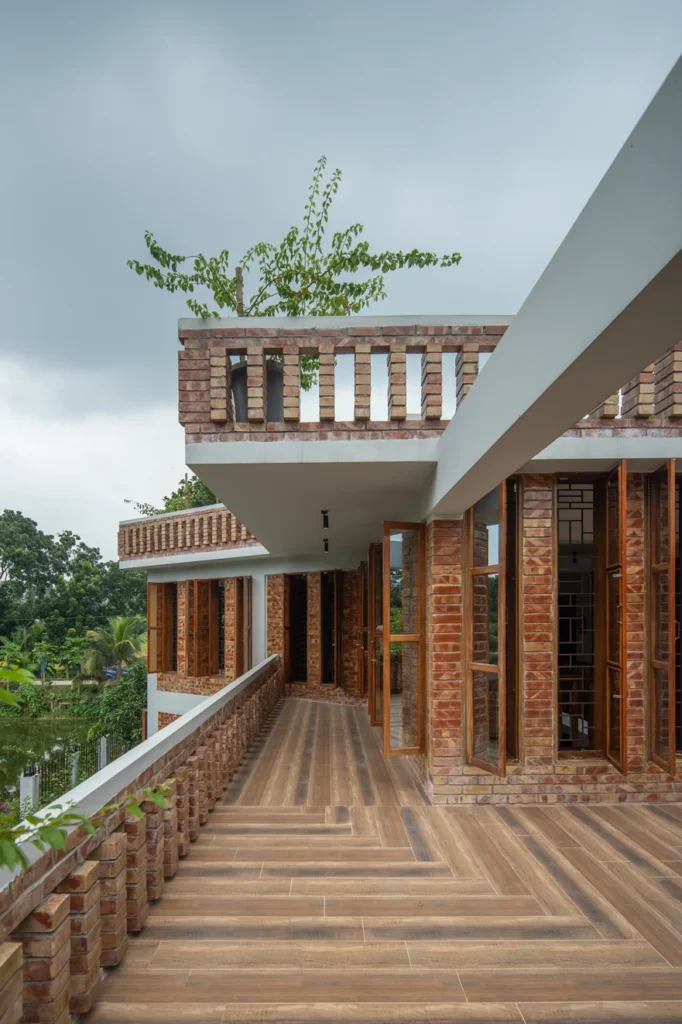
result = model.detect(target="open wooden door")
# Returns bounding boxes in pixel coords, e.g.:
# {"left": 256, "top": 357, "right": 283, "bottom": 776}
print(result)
{"left": 465, "top": 485, "right": 507, "bottom": 776}
{"left": 333, "top": 569, "right": 344, "bottom": 687}
{"left": 605, "top": 461, "right": 627, "bottom": 772}
{"left": 368, "top": 543, "right": 383, "bottom": 726}
{"left": 650, "top": 461, "right": 676, "bottom": 775}
{"left": 245, "top": 576, "right": 253, "bottom": 670}
{"left": 382, "top": 522, "right": 425, "bottom": 756}
{"left": 359, "top": 561, "right": 369, "bottom": 697}
{"left": 283, "top": 575, "right": 291, "bottom": 683}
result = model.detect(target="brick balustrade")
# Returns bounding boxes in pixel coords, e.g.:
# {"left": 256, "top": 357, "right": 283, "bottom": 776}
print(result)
{"left": 0, "top": 656, "right": 283, "bottom": 1024}
{"left": 178, "top": 322, "right": 682, "bottom": 443}
{"left": 118, "top": 504, "right": 259, "bottom": 562}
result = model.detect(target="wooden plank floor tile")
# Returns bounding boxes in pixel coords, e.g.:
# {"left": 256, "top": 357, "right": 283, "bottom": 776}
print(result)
{"left": 458, "top": 966, "right": 682, "bottom": 1003}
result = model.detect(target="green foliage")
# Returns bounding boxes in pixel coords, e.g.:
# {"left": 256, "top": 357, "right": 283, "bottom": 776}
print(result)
{"left": 0, "top": 682, "right": 51, "bottom": 717}
{"left": 88, "top": 660, "right": 147, "bottom": 746}
{"left": 125, "top": 474, "right": 217, "bottom": 518}
{"left": 128, "top": 156, "right": 462, "bottom": 389}
{"left": 79, "top": 615, "right": 146, "bottom": 681}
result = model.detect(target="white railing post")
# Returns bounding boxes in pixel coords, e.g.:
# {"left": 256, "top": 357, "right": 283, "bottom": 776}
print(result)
{"left": 70, "top": 749, "right": 80, "bottom": 787}
{"left": 19, "top": 767, "right": 40, "bottom": 812}
{"left": 97, "top": 736, "right": 109, "bottom": 771}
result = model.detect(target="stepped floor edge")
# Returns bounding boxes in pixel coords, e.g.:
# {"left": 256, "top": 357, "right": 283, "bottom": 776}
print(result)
{"left": 88, "top": 698, "right": 682, "bottom": 1024}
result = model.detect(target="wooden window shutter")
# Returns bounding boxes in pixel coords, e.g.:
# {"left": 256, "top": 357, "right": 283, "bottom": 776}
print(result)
{"left": 208, "top": 580, "right": 220, "bottom": 676}
{"left": 194, "top": 580, "right": 211, "bottom": 677}
{"left": 147, "top": 582, "right": 165, "bottom": 673}
{"left": 163, "top": 584, "right": 177, "bottom": 673}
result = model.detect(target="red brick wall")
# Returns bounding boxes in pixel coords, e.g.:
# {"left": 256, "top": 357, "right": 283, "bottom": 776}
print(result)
{"left": 267, "top": 574, "right": 285, "bottom": 659}
{"left": 223, "top": 578, "right": 237, "bottom": 682}
{"left": 341, "top": 569, "right": 360, "bottom": 693}
{"left": 626, "top": 473, "right": 647, "bottom": 772}
{"left": 158, "top": 712, "right": 180, "bottom": 729}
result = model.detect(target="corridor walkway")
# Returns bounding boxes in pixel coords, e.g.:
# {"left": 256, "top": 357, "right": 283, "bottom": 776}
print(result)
{"left": 89, "top": 698, "right": 682, "bottom": 1023}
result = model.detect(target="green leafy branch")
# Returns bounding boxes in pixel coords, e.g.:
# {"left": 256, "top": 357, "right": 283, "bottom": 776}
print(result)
{"left": 127, "top": 156, "right": 462, "bottom": 389}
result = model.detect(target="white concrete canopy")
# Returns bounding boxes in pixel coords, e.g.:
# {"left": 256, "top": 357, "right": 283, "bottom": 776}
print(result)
{"left": 427, "top": 55, "right": 682, "bottom": 516}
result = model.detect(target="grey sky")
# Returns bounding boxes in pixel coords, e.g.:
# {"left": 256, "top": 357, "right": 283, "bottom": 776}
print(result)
{"left": 1, "top": 1, "right": 680, "bottom": 557}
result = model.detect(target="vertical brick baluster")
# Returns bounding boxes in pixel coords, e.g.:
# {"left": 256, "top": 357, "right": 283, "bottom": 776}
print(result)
{"left": 246, "top": 346, "right": 265, "bottom": 422}
{"left": 204, "top": 739, "right": 216, "bottom": 813}
{"left": 597, "top": 392, "right": 620, "bottom": 418}
{"left": 455, "top": 342, "right": 479, "bottom": 405}
{"left": 92, "top": 833, "right": 128, "bottom": 968}
{"left": 196, "top": 746, "right": 209, "bottom": 825}
{"left": 319, "top": 341, "right": 335, "bottom": 421}
{"left": 387, "top": 342, "right": 407, "bottom": 420}
{"left": 354, "top": 343, "right": 371, "bottom": 421}
{"left": 55, "top": 861, "right": 101, "bottom": 1014}
{"left": 283, "top": 350, "right": 300, "bottom": 422}
{"left": 0, "top": 943, "right": 22, "bottom": 1024}
{"left": 12, "top": 893, "right": 71, "bottom": 1024}
{"left": 124, "top": 813, "right": 148, "bottom": 932}
{"left": 621, "top": 365, "right": 655, "bottom": 418}
{"left": 162, "top": 778, "right": 179, "bottom": 879}
{"left": 175, "top": 765, "right": 191, "bottom": 857}
{"left": 654, "top": 342, "right": 682, "bottom": 418}
{"left": 141, "top": 799, "right": 165, "bottom": 901}
{"left": 185, "top": 756, "right": 200, "bottom": 842}
{"left": 421, "top": 343, "right": 443, "bottom": 420}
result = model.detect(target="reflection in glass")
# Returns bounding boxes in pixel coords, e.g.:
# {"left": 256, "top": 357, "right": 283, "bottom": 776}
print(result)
{"left": 389, "top": 529, "right": 419, "bottom": 635}
{"left": 653, "top": 666, "right": 671, "bottom": 762}
{"left": 472, "top": 670, "right": 500, "bottom": 768}
{"left": 472, "top": 488, "right": 501, "bottom": 568}
{"left": 388, "top": 641, "right": 419, "bottom": 749}
{"left": 373, "top": 545, "right": 383, "bottom": 630}
{"left": 607, "top": 573, "right": 621, "bottom": 665}
{"left": 606, "top": 475, "right": 620, "bottom": 567}
{"left": 608, "top": 667, "right": 622, "bottom": 761}
{"left": 654, "top": 473, "right": 671, "bottom": 566}
{"left": 654, "top": 571, "right": 671, "bottom": 663}
{"left": 472, "top": 573, "right": 499, "bottom": 666}
{"left": 374, "top": 635, "right": 383, "bottom": 724}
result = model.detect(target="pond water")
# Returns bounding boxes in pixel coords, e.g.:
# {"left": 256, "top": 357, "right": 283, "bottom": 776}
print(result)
{"left": 0, "top": 717, "right": 94, "bottom": 806}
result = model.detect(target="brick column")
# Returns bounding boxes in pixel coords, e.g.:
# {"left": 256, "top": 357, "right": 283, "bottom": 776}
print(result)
{"left": 387, "top": 343, "right": 407, "bottom": 420}
{"left": 426, "top": 519, "right": 464, "bottom": 802}
{"left": 163, "top": 777, "right": 180, "bottom": 879}
{"left": 176, "top": 765, "right": 191, "bottom": 856}
{"left": 209, "top": 346, "right": 232, "bottom": 424}
{"left": 266, "top": 574, "right": 285, "bottom": 659}
{"left": 283, "top": 350, "right": 300, "bottom": 422}
{"left": 0, "top": 943, "right": 22, "bottom": 1024}
{"left": 307, "top": 572, "right": 321, "bottom": 686}
{"left": 12, "top": 893, "right": 71, "bottom": 1024}
{"left": 521, "top": 474, "right": 555, "bottom": 768}
{"left": 141, "top": 799, "right": 165, "bottom": 901}
{"left": 124, "top": 813, "right": 148, "bottom": 932}
{"left": 455, "top": 343, "right": 478, "bottom": 405}
{"left": 354, "top": 343, "right": 371, "bottom": 421}
{"left": 92, "top": 832, "right": 128, "bottom": 967}
{"left": 341, "top": 570, "right": 360, "bottom": 693}
{"left": 421, "top": 343, "right": 443, "bottom": 420}
{"left": 223, "top": 577, "right": 237, "bottom": 682}
{"left": 318, "top": 341, "right": 335, "bottom": 420}
{"left": 196, "top": 746, "right": 210, "bottom": 825}
{"left": 55, "top": 861, "right": 101, "bottom": 1015}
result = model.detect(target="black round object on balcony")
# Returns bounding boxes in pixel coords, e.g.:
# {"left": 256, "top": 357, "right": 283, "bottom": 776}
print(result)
{"left": 231, "top": 357, "right": 284, "bottom": 423}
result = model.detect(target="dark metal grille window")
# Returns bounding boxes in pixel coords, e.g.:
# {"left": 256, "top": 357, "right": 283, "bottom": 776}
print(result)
{"left": 218, "top": 579, "right": 226, "bottom": 674}
{"left": 557, "top": 481, "right": 595, "bottom": 750}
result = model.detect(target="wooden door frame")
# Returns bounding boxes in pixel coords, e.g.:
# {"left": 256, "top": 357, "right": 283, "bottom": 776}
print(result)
{"left": 649, "top": 460, "right": 677, "bottom": 775}
{"left": 358, "top": 561, "right": 368, "bottom": 697}
{"left": 381, "top": 521, "right": 425, "bottom": 757}
{"left": 368, "top": 543, "right": 383, "bottom": 726}
{"left": 464, "top": 484, "right": 507, "bottom": 776}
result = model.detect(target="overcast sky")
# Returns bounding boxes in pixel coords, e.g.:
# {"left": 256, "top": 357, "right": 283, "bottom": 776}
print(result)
{"left": 1, "top": 1, "right": 680, "bottom": 559}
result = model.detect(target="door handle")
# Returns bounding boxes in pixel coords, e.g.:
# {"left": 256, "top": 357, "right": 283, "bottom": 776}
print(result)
{"left": 612, "top": 694, "right": 623, "bottom": 700}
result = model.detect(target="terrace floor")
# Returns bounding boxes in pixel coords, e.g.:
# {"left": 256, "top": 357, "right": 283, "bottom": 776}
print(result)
{"left": 90, "top": 698, "right": 682, "bottom": 1023}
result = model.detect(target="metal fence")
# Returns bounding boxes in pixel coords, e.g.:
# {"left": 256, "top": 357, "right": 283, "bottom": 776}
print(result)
{"left": 19, "top": 734, "right": 134, "bottom": 811}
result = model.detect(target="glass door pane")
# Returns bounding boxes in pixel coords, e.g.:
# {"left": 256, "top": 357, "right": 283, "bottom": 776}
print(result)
{"left": 382, "top": 523, "right": 425, "bottom": 755}
{"left": 605, "top": 461, "right": 627, "bottom": 772}
{"left": 466, "top": 484, "right": 507, "bottom": 776}
{"left": 650, "top": 461, "right": 676, "bottom": 774}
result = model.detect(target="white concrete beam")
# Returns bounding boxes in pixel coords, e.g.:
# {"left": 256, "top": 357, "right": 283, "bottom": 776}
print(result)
{"left": 429, "top": 55, "right": 682, "bottom": 516}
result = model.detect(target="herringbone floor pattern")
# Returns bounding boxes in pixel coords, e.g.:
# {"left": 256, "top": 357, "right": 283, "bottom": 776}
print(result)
{"left": 89, "top": 699, "right": 682, "bottom": 1023}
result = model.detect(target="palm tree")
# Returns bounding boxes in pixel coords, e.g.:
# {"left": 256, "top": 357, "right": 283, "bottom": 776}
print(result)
{"left": 79, "top": 615, "right": 146, "bottom": 681}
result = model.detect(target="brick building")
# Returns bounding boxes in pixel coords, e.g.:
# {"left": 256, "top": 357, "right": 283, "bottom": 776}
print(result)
{"left": 118, "top": 313, "right": 682, "bottom": 806}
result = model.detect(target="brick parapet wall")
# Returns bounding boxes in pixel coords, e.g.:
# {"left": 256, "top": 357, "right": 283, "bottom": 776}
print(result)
{"left": 118, "top": 506, "right": 258, "bottom": 561}
{"left": 0, "top": 659, "right": 283, "bottom": 1022}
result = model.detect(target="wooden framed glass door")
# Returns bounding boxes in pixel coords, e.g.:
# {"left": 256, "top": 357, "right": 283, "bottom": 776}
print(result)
{"left": 465, "top": 485, "right": 507, "bottom": 776}
{"left": 605, "top": 461, "right": 627, "bottom": 771}
{"left": 382, "top": 522, "right": 425, "bottom": 756}
{"left": 650, "top": 461, "right": 676, "bottom": 775}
